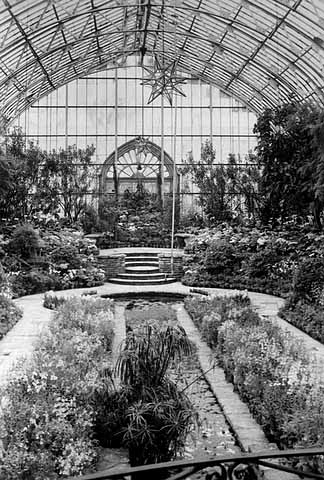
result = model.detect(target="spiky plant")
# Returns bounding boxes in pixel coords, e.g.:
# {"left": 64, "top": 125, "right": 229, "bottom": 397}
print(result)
{"left": 112, "top": 325, "right": 198, "bottom": 467}
{"left": 116, "top": 324, "right": 192, "bottom": 389}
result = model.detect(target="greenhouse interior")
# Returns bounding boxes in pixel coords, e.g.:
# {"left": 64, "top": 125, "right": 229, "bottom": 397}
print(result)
{"left": 1, "top": 0, "right": 324, "bottom": 479}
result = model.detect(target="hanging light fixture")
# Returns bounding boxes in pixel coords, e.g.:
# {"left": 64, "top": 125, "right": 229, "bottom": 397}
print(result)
{"left": 141, "top": 3, "right": 187, "bottom": 106}
{"left": 134, "top": 135, "right": 150, "bottom": 170}
{"left": 141, "top": 55, "right": 187, "bottom": 105}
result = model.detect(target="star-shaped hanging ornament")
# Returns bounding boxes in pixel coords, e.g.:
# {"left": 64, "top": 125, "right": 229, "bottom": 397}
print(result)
{"left": 141, "top": 55, "right": 187, "bottom": 105}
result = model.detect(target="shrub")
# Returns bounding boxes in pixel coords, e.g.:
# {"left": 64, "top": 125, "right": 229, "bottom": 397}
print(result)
{"left": 289, "top": 257, "right": 324, "bottom": 306}
{"left": 43, "top": 291, "right": 66, "bottom": 310}
{"left": 8, "top": 224, "right": 40, "bottom": 259}
{"left": 243, "top": 248, "right": 281, "bottom": 279}
{"left": 0, "top": 295, "right": 22, "bottom": 339}
{"left": 11, "top": 269, "right": 58, "bottom": 298}
{"left": 0, "top": 262, "right": 11, "bottom": 296}
{"left": 280, "top": 301, "right": 324, "bottom": 344}
{"left": 204, "top": 240, "right": 244, "bottom": 274}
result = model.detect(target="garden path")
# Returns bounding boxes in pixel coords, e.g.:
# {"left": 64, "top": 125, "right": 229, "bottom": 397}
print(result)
{"left": 1, "top": 279, "right": 323, "bottom": 480}
{"left": 3, "top": 282, "right": 324, "bottom": 385}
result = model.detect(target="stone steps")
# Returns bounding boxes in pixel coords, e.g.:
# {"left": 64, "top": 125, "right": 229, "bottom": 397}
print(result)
{"left": 118, "top": 272, "right": 167, "bottom": 280}
{"left": 125, "top": 252, "right": 159, "bottom": 257}
{"left": 109, "top": 277, "right": 177, "bottom": 285}
{"left": 125, "top": 256, "right": 159, "bottom": 264}
{"left": 108, "top": 252, "right": 176, "bottom": 285}
{"left": 125, "top": 266, "right": 160, "bottom": 274}
{"left": 125, "top": 261, "right": 159, "bottom": 268}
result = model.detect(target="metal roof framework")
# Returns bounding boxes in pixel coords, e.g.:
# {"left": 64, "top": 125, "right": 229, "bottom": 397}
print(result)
{"left": 0, "top": 0, "right": 323, "bottom": 124}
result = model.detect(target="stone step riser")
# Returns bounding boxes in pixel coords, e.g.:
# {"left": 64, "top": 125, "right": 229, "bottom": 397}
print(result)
{"left": 118, "top": 273, "right": 167, "bottom": 280}
{"left": 125, "top": 268, "right": 160, "bottom": 274}
{"left": 109, "top": 278, "right": 177, "bottom": 285}
{"left": 125, "top": 252, "right": 159, "bottom": 258}
{"left": 125, "top": 262, "right": 159, "bottom": 268}
{"left": 125, "top": 257, "right": 158, "bottom": 263}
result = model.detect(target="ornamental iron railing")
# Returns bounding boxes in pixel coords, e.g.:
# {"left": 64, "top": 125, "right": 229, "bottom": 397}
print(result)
{"left": 67, "top": 447, "right": 324, "bottom": 480}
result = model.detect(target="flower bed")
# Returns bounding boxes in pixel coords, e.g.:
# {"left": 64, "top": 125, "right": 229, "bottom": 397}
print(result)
{"left": 182, "top": 224, "right": 324, "bottom": 297}
{"left": 1, "top": 225, "right": 105, "bottom": 298}
{"left": 0, "top": 296, "right": 115, "bottom": 479}
{"left": 185, "top": 294, "right": 324, "bottom": 474}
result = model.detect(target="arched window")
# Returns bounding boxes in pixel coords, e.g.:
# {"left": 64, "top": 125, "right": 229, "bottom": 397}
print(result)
{"left": 99, "top": 137, "right": 179, "bottom": 196}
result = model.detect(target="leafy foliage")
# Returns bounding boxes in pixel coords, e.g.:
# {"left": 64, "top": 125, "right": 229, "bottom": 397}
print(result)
{"left": 113, "top": 324, "right": 197, "bottom": 466}
{"left": 186, "top": 294, "right": 324, "bottom": 474}
{"left": 182, "top": 224, "right": 300, "bottom": 296}
{"left": 98, "top": 188, "right": 173, "bottom": 248}
{"left": 0, "top": 297, "right": 115, "bottom": 479}
{"left": 7, "top": 224, "right": 41, "bottom": 259}
{"left": 36, "top": 144, "right": 95, "bottom": 222}
{"left": 181, "top": 142, "right": 261, "bottom": 225}
{"left": 254, "top": 101, "right": 324, "bottom": 227}
{"left": 0, "top": 127, "right": 45, "bottom": 220}
{"left": 0, "top": 128, "right": 96, "bottom": 224}
{"left": 0, "top": 294, "right": 22, "bottom": 340}
{"left": 182, "top": 142, "right": 232, "bottom": 224}
{"left": 2, "top": 227, "right": 104, "bottom": 297}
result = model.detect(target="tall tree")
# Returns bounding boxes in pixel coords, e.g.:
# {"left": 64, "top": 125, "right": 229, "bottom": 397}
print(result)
{"left": 0, "top": 127, "right": 44, "bottom": 220}
{"left": 37, "top": 144, "right": 96, "bottom": 223}
{"left": 226, "top": 152, "right": 261, "bottom": 221}
{"left": 182, "top": 141, "right": 233, "bottom": 225}
{"left": 308, "top": 110, "right": 324, "bottom": 228}
{"left": 254, "top": 101, "right": 323, "bottom": 228}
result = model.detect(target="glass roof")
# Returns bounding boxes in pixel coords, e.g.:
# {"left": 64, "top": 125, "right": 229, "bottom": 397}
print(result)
{"left": 0, "top": 0, "right": 323, "bottom": 124}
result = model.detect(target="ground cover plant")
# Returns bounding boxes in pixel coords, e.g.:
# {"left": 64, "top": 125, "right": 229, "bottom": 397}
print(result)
{"left": 185, "top": 294, "right": 324, "bottom": 475}
{"left": 0, "top": 296, "right": 115, "bottom": 479}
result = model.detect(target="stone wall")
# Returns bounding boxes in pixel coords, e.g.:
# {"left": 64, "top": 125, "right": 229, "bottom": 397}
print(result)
{"left": 98, "top": 254, "right": 125, "bottom": 280}
{"left": 158, "top": 253, "right": 183, "bottom": 280}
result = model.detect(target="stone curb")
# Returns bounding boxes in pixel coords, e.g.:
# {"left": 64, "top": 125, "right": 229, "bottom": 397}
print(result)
{"left": 176, "top": 304, "right": 298, "bottom": 480}
{"left": 2, "top": 280, "right": 319, "bottom": 479}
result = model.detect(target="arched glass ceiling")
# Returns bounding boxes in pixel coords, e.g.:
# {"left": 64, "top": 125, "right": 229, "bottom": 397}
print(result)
{"left": 0, "top": 0, "right": 323, "bottom": 125}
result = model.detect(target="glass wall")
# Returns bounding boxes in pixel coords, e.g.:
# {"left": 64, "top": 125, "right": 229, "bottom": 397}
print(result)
{"left": 15, "top": 56, "right": 257, "bottom": 213}
{"left": 16, "top": 56, "right": 257, "bottom": 164}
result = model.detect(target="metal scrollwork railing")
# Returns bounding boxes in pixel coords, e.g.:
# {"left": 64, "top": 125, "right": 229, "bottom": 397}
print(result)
{"left": 68, "top": 447, "right": 324, "bottom": 480}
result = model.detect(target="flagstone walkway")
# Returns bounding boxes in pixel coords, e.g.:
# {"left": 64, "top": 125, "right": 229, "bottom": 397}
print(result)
{"left": 2, "top": 282, "right": 324, "bottom": 386}
{"left": 1, "top": 281, "right": 322, "bottom": 479}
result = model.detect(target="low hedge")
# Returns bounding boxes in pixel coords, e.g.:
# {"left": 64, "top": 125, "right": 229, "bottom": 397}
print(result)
{"left": 0, "top": 295, "right": 23, "bottom": 340}
{"left": 185, "top": 294, "right": 324, "bottom": 474}
{"left": 0, "top": 296, "right": 115, "bottom": 479}
{"left": 280, "top": 302, "right": 324, "bottom": 344}
{"left": 278, "top": 257, "right": 324, "bottom": 345}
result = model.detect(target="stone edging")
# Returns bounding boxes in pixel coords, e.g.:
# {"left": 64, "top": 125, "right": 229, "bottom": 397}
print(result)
{"left": 175, "top": 304, "right": 298, "bottom": 480}
{"left": 3, "top": 284, "right": 315, "bottom": 479}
